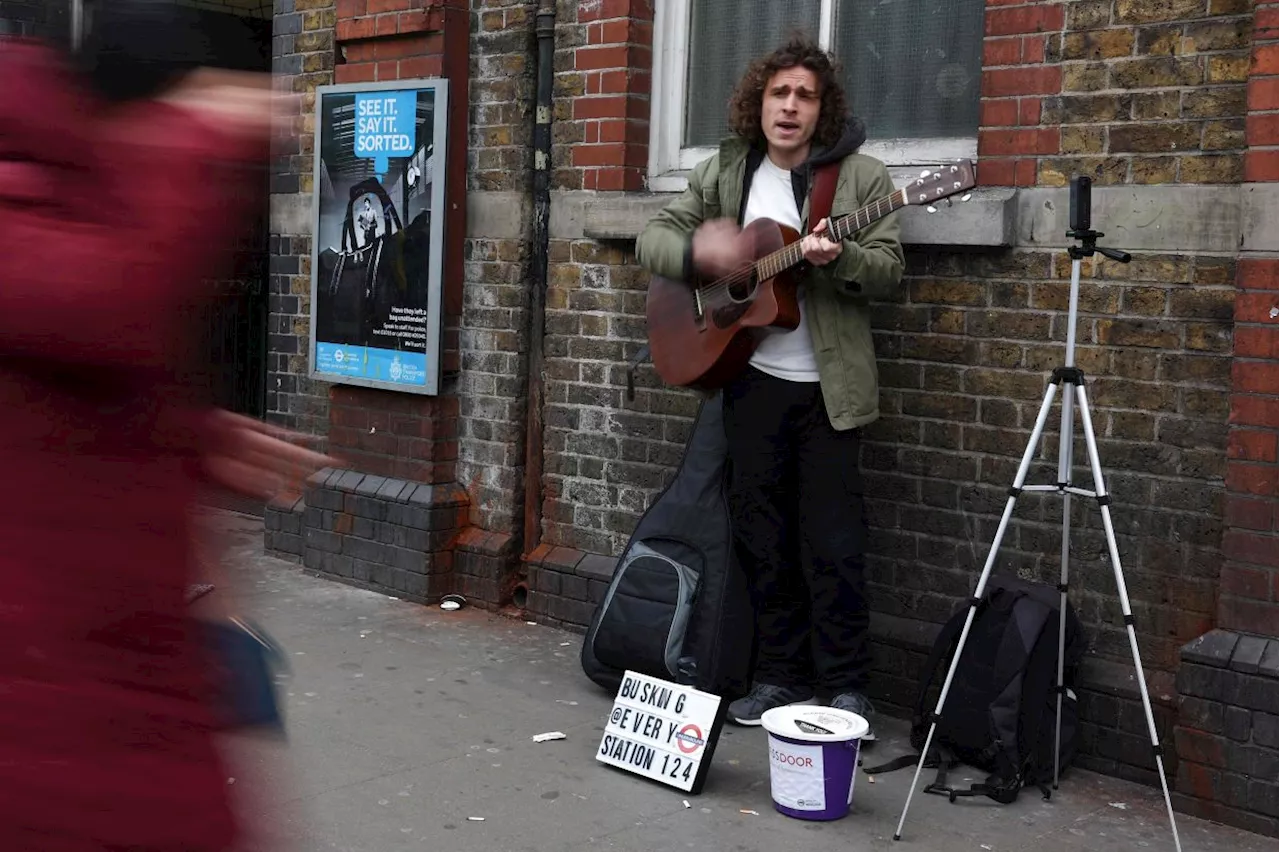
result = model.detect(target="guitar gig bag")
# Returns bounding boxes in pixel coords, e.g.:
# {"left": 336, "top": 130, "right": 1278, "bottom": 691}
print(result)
{"left": 580, "top": 391, "right": 755, "bottom": 703}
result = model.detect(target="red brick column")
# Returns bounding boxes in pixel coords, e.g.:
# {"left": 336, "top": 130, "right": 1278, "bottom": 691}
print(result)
{"left": 978, "top": 0, "right": 1063, "bottom": 186}
{"left": 326, "top": 0, "right": 469, "bottom": 485}
{"left": 1218, "top": 2, "right": 1278, "bottom": 637}
{"left": 566, "top": 0, "right": 652, "bottom": 191}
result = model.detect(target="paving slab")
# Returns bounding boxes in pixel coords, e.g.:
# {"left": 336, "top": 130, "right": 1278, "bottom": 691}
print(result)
{"left": 198, "top": 509, "right": 1272, "bottom": 852}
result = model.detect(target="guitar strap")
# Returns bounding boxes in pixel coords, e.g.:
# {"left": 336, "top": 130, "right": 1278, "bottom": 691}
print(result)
{"left": 808, "top": 162, "right": 841, "bottom": 233}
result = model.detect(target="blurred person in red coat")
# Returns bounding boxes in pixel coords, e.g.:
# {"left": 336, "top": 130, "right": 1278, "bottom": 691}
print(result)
{"left": 0, "top": 8, "right": 333, "bottom": 851}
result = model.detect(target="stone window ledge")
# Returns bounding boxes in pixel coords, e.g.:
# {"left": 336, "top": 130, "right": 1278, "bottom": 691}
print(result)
{"left": 552, "top": 183, "right": 1278, "bottom": 254}
{"left": 576, "top": 188, "right": 1018, "bottom": 247}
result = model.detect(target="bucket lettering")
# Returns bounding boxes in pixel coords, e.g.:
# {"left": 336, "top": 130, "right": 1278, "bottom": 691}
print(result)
{"left": 760, "top": 706, "right": 870, "bottom": 822}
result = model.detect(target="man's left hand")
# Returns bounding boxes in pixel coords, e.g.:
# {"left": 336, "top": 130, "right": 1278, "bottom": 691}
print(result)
{"left": 801, "top": 218, "right": 842, "bottom": 266}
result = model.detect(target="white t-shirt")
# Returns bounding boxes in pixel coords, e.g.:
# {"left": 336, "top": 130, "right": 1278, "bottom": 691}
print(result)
{"left": 741, "top": 155, "right": 820, "bottom": 383}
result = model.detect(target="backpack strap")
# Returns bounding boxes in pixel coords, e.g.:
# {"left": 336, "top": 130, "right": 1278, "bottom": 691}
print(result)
{"left": 990, "top": 594, "right": 1053, "bottom": 774}
{"left": 808, "top": 162, "right": 840, "bottom": 232}
{"left": 913, "top": 603, "right": 972, "bottom": 733}
{"left": 942, "top": 591, "right": 1056, "bottom": 805}
{"left": 862, "top": 603, "right": 972, "bottom": 778}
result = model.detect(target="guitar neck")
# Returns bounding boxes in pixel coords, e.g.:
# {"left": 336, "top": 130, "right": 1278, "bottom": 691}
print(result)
{"left": 754, "top": 188, "right": 908, "bottom": 281}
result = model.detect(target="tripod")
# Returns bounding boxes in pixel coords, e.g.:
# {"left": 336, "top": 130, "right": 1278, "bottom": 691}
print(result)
{"left": 891, "top": 205, "right": 1183, "bottom": 852}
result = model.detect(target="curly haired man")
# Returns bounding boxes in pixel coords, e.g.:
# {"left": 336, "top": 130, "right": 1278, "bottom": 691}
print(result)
{"left": 636, "top": 35, "right": 905, "bottom": 735}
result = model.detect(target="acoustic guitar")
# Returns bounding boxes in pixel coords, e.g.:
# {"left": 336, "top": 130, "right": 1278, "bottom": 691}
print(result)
{"left": 644, "top": 160, "right": 979, "bottom": 390}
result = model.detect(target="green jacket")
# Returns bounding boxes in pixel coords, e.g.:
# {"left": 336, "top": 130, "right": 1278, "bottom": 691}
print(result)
{"left": 635, "top": 128, "right": 906, "bottom": 431}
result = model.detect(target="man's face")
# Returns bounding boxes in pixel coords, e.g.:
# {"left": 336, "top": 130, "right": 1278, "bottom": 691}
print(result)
{"left": 761, "top": 66, "right": 821, "bottom": 161}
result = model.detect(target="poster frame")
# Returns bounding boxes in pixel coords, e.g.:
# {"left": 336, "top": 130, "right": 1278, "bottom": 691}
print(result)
{"left": 307, "top": 77, "right": 449, "bottom": 397}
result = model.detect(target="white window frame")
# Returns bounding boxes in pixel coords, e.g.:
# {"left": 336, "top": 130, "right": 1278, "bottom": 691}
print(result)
{"left": 648, "top": 0, "right": 979, "bottom": 193}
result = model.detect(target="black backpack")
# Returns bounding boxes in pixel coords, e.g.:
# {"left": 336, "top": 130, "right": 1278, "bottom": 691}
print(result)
{"left": 865, "top": 573, "right": 1086, "bottom": 804}
{"left": 580, "top": 389, "right": 755, "bottom": 702}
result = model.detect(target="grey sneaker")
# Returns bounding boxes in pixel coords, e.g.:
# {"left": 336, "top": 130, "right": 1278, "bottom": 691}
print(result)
{"left": 727, "top": 682, "right": 817, "bottom": 726}
{"left": 831, "top": 691, "right": 877, "bottom": 742}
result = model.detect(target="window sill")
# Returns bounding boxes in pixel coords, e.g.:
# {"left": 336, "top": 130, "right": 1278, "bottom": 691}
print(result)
{"left": 579, "top": 186, "right": 1017, "bottom": 247}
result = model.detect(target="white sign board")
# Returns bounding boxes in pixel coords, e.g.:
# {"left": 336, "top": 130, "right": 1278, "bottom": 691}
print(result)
{"left": 596, "top": 670, "right": 724, "bottom": 794}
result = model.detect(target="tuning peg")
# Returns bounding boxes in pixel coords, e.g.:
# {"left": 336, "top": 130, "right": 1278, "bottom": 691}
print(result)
{"left": 920, "top": 169, "right": 931, "bottom": 178}
{"left": 961, "top": 193, "right": 972, "bottom": 202}
{"left": 926, "top": 204, "right": 938, "bottom": 213}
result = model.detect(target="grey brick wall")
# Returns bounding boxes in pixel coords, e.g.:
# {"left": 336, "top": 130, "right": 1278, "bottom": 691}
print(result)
{"left": 1173, "top": 630, "right": 1279, "bottom": 836}
{"left": 538, "top": 243, "right": 1233, "bottom": 676}
{"left": 273, "top": 469, "right": 468, "bottom": 602}
{"left": 268, "top": 0, "right": 334, "bottom": 436}
{"left": 458, "top": 0, "right": 537, "bottom": 537}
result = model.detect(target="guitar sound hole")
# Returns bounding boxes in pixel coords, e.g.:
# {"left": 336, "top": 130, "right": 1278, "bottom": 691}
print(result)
{"left": 726, "top": 270, "right": 755, "bottom": 302}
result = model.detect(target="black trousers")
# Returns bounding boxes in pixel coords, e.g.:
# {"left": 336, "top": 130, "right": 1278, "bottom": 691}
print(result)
{"left": 722, "top": 366, "right": 871, "bottom": 694}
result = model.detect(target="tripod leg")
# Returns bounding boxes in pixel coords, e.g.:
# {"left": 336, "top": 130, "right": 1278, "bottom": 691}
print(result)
{"left": 893, "top": 378, "right": 1063, "bottom": 842}
{"left": 1073, "top": 382, "right": 1183, "bottom": 852}
{"left": 1053, "top": 375, "right": 1075, "bottom": 791}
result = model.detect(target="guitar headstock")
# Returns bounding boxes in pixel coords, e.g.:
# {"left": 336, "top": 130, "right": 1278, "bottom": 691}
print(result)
{"left": 905, "top": 160, "right": 977, "bottom": 213}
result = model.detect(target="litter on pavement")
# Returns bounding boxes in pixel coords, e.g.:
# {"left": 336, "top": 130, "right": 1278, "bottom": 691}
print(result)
{"left": 532, "top": 731, "right": 567, "bottom": 743}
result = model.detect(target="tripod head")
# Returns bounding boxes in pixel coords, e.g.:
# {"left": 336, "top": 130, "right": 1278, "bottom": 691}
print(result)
{"left": 1065, "top": 176, "right": 1131, "bottom": 264}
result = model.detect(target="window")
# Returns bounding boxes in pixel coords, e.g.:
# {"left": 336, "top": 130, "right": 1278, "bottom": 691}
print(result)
{"left": 649, "top": 0, "right": 984, "bottom": 190}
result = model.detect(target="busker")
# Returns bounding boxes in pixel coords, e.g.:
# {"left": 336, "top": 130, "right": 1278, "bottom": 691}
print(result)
{"left": 635, "top": 34, "right": 905, "bottom": 737}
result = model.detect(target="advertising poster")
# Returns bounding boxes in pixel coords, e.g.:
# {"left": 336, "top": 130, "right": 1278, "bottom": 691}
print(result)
{"left": 309, "top": 79, "right": 448, "bottom": 395}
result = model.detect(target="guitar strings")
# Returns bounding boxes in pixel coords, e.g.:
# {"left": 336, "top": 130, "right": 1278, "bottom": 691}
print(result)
{"left": 696, "top": 194, "right": 899, "bottom": 307}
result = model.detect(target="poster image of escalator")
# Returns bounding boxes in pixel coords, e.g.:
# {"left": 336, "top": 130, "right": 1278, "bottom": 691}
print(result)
{"left": 309, "top": 79, "right": 448, "bottom": 396}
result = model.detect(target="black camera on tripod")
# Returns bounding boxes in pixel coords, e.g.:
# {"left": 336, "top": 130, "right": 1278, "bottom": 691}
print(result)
{"left": 1069, "top": 175, "right": 1092, "bottom": 232}
{"left": 1066, "top": 175, "right": 1132, "bottom": 264}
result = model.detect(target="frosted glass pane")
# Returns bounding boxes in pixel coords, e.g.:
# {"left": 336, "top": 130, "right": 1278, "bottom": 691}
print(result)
{"left": 682, "top": 0, "right": 823, "bottom": 149}
{"left": 832, "top": 0, "right": 983, "bottom": 139}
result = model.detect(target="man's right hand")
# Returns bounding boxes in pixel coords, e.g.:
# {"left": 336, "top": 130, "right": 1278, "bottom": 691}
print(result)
{"left": 692, "top": 219, "right": 752, "bottom": 279}
{"left": 157, "top": 69, "right": 296, "bottom": 141}
{"left": 202, "top": 410, "right": 338, "bottom": 508}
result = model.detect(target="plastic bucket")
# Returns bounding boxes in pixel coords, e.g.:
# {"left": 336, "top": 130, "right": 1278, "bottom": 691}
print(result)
{"left": 760, "top": 705, "right": 869, "bottom": 821}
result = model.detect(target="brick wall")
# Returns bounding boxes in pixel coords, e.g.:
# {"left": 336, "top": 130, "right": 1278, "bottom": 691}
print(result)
{"left": 308, "top": 0, "right": 471, "bottom": 494}
{"left": 980, "top": 0, "right": 1254, "bottom": 186}
{"left": 1218, "top": 3, "right": 1278, "bottom": 637}
{"left": 536, "top": 4, "right": 1244, "bottom": 680}
{"left": 460, "top": 0, "right": 535, "bottom": 537}
{"left": 864, "top": 248, "right": 1236, "bottom": 673}
{"left": 268, "top": 0, "right": 532, "bottom": 607}
{"left": 540, "top": 236, "right": 687, "bottom": 556}
{"left": 1174, "top": 630, "right": 1279, "bottom": 835}
{"left": 329, "top": 0, "right": 533, "bottom": 538}
{"left": 557, "top": 0, "right": 652, "bottom": 191}
{"left": 269, "top": 0, "right": 336, "bottom": 436}
{"left": 542, "top": 0, "right": 690, "bottom": 557}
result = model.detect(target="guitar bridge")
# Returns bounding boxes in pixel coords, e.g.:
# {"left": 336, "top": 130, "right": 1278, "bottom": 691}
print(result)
{"left": 693, "top": 288, "right": 705, "bottom": 323}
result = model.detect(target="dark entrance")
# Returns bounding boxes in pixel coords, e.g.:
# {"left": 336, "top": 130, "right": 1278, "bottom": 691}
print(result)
{"left": 178, "top": 4, "right": 274, "bottom": 418}
{"left": 208, "top": 190, "right": 270, "bottom": 418}
{"left": 0, "top": 2, "right": 273, "bottom": 417}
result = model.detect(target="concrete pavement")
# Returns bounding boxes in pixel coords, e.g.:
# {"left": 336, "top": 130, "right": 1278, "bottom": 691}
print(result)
{"left": 200, "top": 508, "right": 1271, "bottom": 852}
